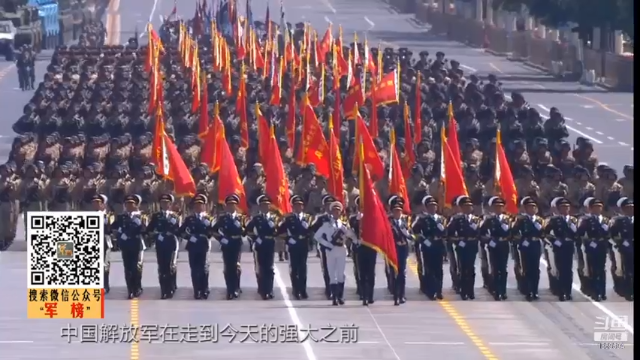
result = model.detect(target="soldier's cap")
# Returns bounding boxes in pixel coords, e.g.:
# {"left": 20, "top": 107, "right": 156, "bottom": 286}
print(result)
{"left": 456, "top": 196, "right": 473, "bottom": 207}
{"left": 194, "top": 194, "right": 208, "bottom": 204}
{"left": 488, "top": 196, "right": 505, "bottom": 206}
{"left": 616, "top": 197, "right": 633, "bottom": 208}
{"left": 451, "top": 195, "right": 463, "bottom": 207}
{"left": 330, "top": 201, "right": 344, "bottom": 212}
{"left": 125, "top": 194, "right": 142, "bottom": 206}
{"left": 160, "top": 194, "right": 175, "bottom": 202}
{"left": 387, "top": 195, "right": 403, "bottom": 207}
{"left": 92, "top": 194, "right": 108, "bottom": 204}
{"left": 257, "top": 195, "right": 271, "bottom": 205}
{"left": 354, "top": 195, "right": 361, "bottom": 208}
{"left": 550, "top": 197, "right": 563, "bottom": 208}
{"left": 436, "top": 51, "right": 445, "bottom": 57}
{"left": 322, "top": 195, "right": 336, "bottom": 205}
{"left": 225, "top": 194, "right": 240, "bottom": 205}
{"left": 623, "top": 165, "right": 633, "bottom": 173}
{"left": 583, "top": 197, "right": 603, "bottom": 208}
{"left": 422, "top": 195, "right": 437, "bottom": 206}
{"left": 290, "top": 195, "right": 304, "bottom": 205}
{"left": 520, "top": 196, "right": 536, "bottom": 207}
{"left": 556, "top": 198, "right": 571, "bottom": 207}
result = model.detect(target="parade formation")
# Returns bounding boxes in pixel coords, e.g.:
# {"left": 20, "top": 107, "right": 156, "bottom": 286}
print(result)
{"left": 0, "top": 2, "right": 633, "bottom": 307}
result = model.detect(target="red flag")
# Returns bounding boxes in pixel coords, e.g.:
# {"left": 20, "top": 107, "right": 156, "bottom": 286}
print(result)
{"left": 401, "top": 101, "right": 415, "bottom": 177}
{"left": 197, "top": 71, "right": 209, "bottom": 137}
{"left": 447, "top": 101, "right": 463, "bottom": 169}
{"left": 217, "top": 125, "right": 249, "bottom": 214}
{"left": 265, "top": 125, "right": 292, "bottom": 215}
{"left": 371, "top": 71, "right": 399, "bottom": 105}
{"left": 369, "top": 82, "right": 378, "bottom": 138}
{"left": 296, "top": 102, "right": 331, "bottom": 178}
{"left": 200, "top": 103, "right": 224, "bottom": 173}
{"left": 256, "top": 103, "right": 271, "bottom": 163}
{"left": 358, "top": 140, "right": 398, "bottom": 272}
{"left": 236, "top": 63, "right": 249, "bottom": 148}
{"left": 414, "top": 73, "right": 422, "bottom": 144}
{"left": 327, "top": 114, "right": 345, "bottom": 205}
{"left": 389, "top": 129, "right": 411, "bottom": 214}
{"left": 352, "top": 110, "right": 384, "bottom": 181}
{"left": 440, "top": 127, "right": 468, "bottom": 206}
{"left": 495, "top": 127, "right": 519, "bottom": 214}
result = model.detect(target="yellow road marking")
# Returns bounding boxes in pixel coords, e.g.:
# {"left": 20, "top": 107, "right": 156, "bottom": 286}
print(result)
{"left": 130, "top": 299, "right": 140, "bottom": 360}
{"left": 573, "top": 94, "right": 633, "bottom": 120}
{"left": 408, "top": 258, "right": 499, "bottom": 360}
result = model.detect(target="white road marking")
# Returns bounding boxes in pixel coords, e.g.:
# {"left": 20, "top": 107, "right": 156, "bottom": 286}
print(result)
{"left": 322, "top": 0, "right": 337, "bottom": 13}
{"left": 460, "top": 64, "right": 477, "bottom": 73}
{"left": 616, "top": 119, "right": 626, "bottom": 122}
{"left": 586, "top": 127, "right": 593, "bottom": 130}
{"left": 364, "top": 16, "right": 375, "bottom": 30}
{"left": 405, "top": 341, "right": 465, "bottom": 345}
{"left": 536, "top": 104, "right": 603, "bottom": 144}
{"left": 539, "top": 259, "right": 634, "bottom": 335}
{"left": 596, "top": 131, "right": 603, "bottom": 135}
{"left": 576, "top": 121, "right": 582, "bottom": 125}
{"left": 366, "top": 308, "right": 402, "bottom": 360}
{"left": 608, "top": 136, "right": 615, "bottom": 140}
{"left": 324, "top": 16, "right": 332, "bottom": 24}
{"left": 0, "top": 341, "right": 34, "bottom": 344}
{"left": 273, "top": 266, "right": 317, "bottom": 360}
{"left": 489, "top": 342, "right": 550, "bottom": 346}
{"left": 619, "top": 142, "right": 629, "bottom": 146}
{"left": 582, "top": 105, "right": 594, "bottom": 108}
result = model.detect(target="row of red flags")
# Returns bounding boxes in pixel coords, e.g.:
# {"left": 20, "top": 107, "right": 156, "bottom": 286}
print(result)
{"left": 145, "top": 18, "right": 519, "bottom": 272}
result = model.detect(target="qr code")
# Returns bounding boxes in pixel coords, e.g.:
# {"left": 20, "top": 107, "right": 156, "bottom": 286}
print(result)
{"left": 27, "top": 212, "right": 104, "bottom": 289}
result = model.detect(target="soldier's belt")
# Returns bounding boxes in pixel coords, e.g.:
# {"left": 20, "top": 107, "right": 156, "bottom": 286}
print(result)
{"left": 396, "top": 241, "right": 407, "bottom": 246}
{"left": 296, "top": 235, "right": 306, "bottom": 240}
{"left": 524, "top": 238, "right": 541, "bottom": 242}
{"left": 230, "top": 235, "right": 242, "bottom": 239}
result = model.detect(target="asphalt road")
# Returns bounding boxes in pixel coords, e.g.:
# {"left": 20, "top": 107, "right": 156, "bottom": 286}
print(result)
{"left": 0, "top": 0, "right": 634, "bottom": 359}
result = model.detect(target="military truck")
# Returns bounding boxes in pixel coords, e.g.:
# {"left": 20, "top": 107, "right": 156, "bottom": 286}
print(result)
{"left": 0, "top": 19, "right": 16, "bottom": 60}
{"left": 0, "top": 0, "right": 42, "bottom": 58}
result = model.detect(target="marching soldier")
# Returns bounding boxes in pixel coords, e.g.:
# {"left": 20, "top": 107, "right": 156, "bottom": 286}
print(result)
{"left": 411, "top": 195, "right": 447, "bottom": 300}
{"left": 111, "top": 195, "right": 147, "bottom": 299}
{"left": 543, "top": 197, "right": 578, "bottom": 301}
{"left": 92, "top": 194, "right": 113, "bottom": 294}
{"left": 0, "top": 163, "right": 20, "bottom": 249}
{"left": 577, "top": 197, "right": 610, "bottom": 301}
{"left": 147, "top": 194, "right": 182, "bottom": 299}
{"left": 446, "top": 195, "right": 464, "bottom": 292}
{"left": 349, "top": 196, "right": 378, "bottom": 305}
{"left": 46, "top": 165, "right": 74, "bottom": 211}
{"left": 212, "top": 194, "right": 246, "bottom": 300}
{"left": 179, "top": 194, "right": 214, "bottom": 300}
{"left": 609, "top": 197, "right": 633, "bottom": 301}
{"left": 511, "top": 196, "right": 544, "bottom": 301}
{"left": 388, "top": 196, "right": 413, "bottom": 305}
{"left": 310, "top": 194, "right": 336, "bottom": 299}
{"left": 314, "top": 201, "right": 356, "bottom": 306}
{"left": 277, "top": 195, "right": 312, "bottom": 300}
{"left": 446, "top": 196, "right": 482, "bottom": 300}
{"left": 246, "top": 195, "right": 278, "bottom": 300}
{"left": 479, "top": 196, "right": 512, "bottom": 300}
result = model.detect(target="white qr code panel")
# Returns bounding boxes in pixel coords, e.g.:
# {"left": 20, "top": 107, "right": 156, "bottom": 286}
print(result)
{"left": 27, "top": 212, "right": 105, "bottom": 289}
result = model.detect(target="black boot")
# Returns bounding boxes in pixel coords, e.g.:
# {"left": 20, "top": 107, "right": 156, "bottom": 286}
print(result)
{"left": 331, "top": 284, "right": 338, "bottom": 306}
{"left": 338, "top": 283, "right": 345, "bottom": 305}
{"left": 104, "top": 271, "right": 110, "bottom": 294}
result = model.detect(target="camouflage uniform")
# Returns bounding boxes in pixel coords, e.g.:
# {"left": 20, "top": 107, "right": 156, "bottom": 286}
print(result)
{"left": 0, "top": 163, "right": 21, "bottom": 247}
{"left": 45, "top": 165, "right": 75, "bottom": 211}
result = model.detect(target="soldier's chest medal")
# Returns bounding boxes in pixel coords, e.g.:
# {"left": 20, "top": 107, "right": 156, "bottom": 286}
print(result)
{"left": 301, "top": 219, "right": 308, "bottom": 228}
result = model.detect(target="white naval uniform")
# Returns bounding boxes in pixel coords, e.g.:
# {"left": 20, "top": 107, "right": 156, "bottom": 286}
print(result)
{"left": 314, "top": 217, "right": 356, "bottom": 285}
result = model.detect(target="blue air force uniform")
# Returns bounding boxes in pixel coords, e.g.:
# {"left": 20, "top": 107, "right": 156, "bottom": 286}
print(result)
{"left": 609, "top": 197, "right": 634, "bottom": 301}
{"left": 277, "top": 195, "right": 312, "bottom": 300}
{"left": 179, "top": 194, "right": 215, "bottom": 300}
{"left": 511, "top": 196, "right": 544, "bottom": 301}
{"left": 246, "top": 195, "right": 279, "bottom": 300}
{"left": 349, "top": 195, "right": 378, "bottom": 305}
{"left": 446, "top": 196, "right": 481, "bottom": 300}
{"left": 387, "top": 196, "right": 413, "bottom": 305}
{"left": 576, "top": 197, "right": 610, "bottom": 301}
{"left": 111, "top": 195, "right": 147, "bottom": 299}
{"left": 309, "top": 195, "right": 336, "bottom": 299}
{"left": 147, "top": 194, "right": 182, "bottom": 299}
{"left": 411, "top": 195, "right": 447, "bottom": 300}
{"left": 211, "top": 194, "right": 246, "bottom": 300}
{"left": 479, "top": 196, "right": 512, "bottom": 301}
{"left": 543, "top": 197, "right": 578, "bottom": 301}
